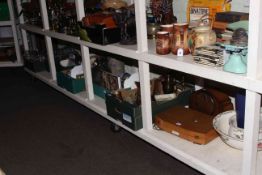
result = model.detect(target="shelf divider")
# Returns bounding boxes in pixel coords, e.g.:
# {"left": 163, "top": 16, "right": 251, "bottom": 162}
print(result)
{"left": 134, "top": 0, "right": 148, "bottom": 52}
{"left": 138, "top": 61, "right": 153, "bottom": 130}
{"left": 242, "top": 91, "right": 261, "bottom": 175}
{"left": 7, "top": 0, "right": 22, "bottom": 64}
{"left": 81, "top": 46, "right": 94, "bottom": 100}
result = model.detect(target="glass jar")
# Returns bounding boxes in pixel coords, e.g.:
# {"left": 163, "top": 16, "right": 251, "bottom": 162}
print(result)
{"left": 160, "top": 24, "right": 174, "bottom": 49}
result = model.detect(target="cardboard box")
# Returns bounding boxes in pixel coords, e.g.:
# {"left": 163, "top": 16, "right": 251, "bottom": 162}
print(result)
{"left": 57, "top": 71, "right": 85, "bottom": 94}
{"left": 105, "top": 88, "right": 193, "bottom": 131}
{"left": 85, "top": 25, "right": 121, "bottom": 45}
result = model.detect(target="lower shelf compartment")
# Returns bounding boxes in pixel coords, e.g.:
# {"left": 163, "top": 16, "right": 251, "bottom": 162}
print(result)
{"left": 24, "top": 68, "right": 262, "bottom": 175}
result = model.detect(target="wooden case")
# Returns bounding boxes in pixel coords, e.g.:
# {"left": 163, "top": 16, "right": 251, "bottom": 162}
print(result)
{"left": 155, "top": 106, "right": 218, "bottom": 144}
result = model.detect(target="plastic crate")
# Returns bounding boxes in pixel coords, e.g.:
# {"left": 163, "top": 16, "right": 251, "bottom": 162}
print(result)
{"left": 57, "top": 71, "right": 85, "bottom": 94}
{"left": 0, "top": 2, "right": 10, "bottom": 21}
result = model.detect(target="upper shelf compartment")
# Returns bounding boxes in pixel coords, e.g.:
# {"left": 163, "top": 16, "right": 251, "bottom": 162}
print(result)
{"left": 20, "top": 1, "right": 42, "bottom": 27}
{"left": 142, "top": 39, "right": 250, "bottom": 91}
{"left": 20, "top": 0, "right": 262, "bottom": 94}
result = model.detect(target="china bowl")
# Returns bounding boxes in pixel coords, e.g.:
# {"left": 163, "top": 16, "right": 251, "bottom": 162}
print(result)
{"left": 213, "top": 110, "right": 262, "bottom": 150}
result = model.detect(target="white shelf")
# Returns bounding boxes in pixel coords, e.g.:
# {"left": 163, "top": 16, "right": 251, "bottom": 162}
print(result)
{"left": 24, "top": 68, "right": 147, "bottom": 135}
{"left": 0, "top": 21, "right": 12, "bottom": 26}
{"left": 18, "top": 0, "right": 262, "bottom": 174}
{"left": 141, "top": 129, "right": 243, "bottom": 175}
{"left": 20, "top": 24, "right": 139, "bottom": 59}
{"left": 25, "top": 68, "right": 258, "bottom": 175}
{"left": 142, "top": 40, "right": 250, "bottom": 90}
{"left": 0, "top": 0, "right": 22, "bottom": 67}
{"left": 0, "top": 61, "right": 23, "bottom": 67}
{"left": 24, "top": 68, "right": 106, "bottom": 114}
{"left": 20, "top": 24, "right": 262, "bottom": 94}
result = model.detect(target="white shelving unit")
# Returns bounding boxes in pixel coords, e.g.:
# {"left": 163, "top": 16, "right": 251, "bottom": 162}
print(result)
{"left": 0, "top": 0, "right": 22, "bottom": 67}
{"left": 16, "top": 0, "right": 262, "bottom": 174}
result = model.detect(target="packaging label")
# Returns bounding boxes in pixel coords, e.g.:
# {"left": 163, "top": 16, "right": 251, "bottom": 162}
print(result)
{"left": 123, "top": 113, "right": 132, "bottom": 123}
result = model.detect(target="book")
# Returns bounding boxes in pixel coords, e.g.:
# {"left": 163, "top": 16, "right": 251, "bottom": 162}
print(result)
{"left": 212, "top": 21, "right": 228, "bottom": 31}
{"left": 215, "top": 11, "right": 249, "bottom": 23}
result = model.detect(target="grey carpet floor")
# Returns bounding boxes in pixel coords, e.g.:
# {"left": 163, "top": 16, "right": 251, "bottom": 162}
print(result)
{"left": 0, "top": 67, "right": 202, "bottom": 175}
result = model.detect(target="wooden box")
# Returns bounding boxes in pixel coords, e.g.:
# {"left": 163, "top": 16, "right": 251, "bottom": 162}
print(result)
{"left": 155, "top": 106, "right": 218, "bottom": 144}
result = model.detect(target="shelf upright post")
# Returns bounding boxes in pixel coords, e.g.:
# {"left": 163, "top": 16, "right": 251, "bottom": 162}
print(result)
{"left": 134, "top": 0, "right": 148, "bottom": 52}
{"left": 7, "top": 0, "right": 22, "bottom": 64}
{"left": 134, "top": 0, "right": 152, "bottom": 130}
{"left": 75, "top": 0, "right": 94, "bottom": 100}
{"left": 242, "top": 0, "right": 262, "bottom": 174}
{"left": 39, "top": 0, "right": 56, "bottom": 81}
{"left": 15, "top": 0, "right": 29, "bottom": 51}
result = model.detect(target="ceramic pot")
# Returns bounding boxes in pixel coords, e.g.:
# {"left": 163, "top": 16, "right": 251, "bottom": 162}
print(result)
{"left": 160, "top": 24, "right": 174, "bottom": 48}
{"left": 171, "top": 23, "right": 190, "bottom": 55}
{"left": 188, "top": 26, "right": 216, "bottom": 53}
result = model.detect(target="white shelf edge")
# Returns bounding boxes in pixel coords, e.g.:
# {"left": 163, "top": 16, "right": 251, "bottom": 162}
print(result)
{"left": 44, "top": 30, "right": 81, "bottom": 44}
{"left": 0, "top": 21, "right": 12, "bottom": 26}
{"left": 20, "top": 24, "right": 45, "bottom": 35}
{"left": 141, "top": 51, "right": 248, "bottom": 90}
{"left": 139, "top": 129, "right": 243, "bottom": 175}
{"left": 0, "top": 61, "right": 23, "bottom": 67}
{"left": 248, "top": 77, "right": 262, "bottom": 94}
{"left": 80, "top": 40, "right": 140, "bottom": 60}
{"left": 20, "top": 24, "right": 140, "bottom": 60}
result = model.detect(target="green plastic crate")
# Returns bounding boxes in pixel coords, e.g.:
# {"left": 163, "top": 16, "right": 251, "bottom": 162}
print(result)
{"left": 57, "top": 71, "right": 85, "bottom": 94}
{"left": 93, "top": 83, "right": 109, "bottom": 99}
{"left": 0, "top": 2, "right": 10, "bottom": 21}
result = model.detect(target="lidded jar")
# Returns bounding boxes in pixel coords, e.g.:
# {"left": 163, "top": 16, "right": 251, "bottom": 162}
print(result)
{"left": 188, "top": 26, "right": 216, "bottom": 53}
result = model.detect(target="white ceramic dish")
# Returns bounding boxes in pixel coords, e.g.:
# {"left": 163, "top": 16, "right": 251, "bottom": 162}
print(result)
{"left": 213, "top": 110, "right": 262, "bottom": 150}
{"left": 59, "top": 59, "right": 75, "bottom": 68}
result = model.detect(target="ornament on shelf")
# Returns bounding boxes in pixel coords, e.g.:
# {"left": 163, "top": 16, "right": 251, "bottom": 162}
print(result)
{"left": 150, "top": 0, "right": 176, "bottom": 24}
